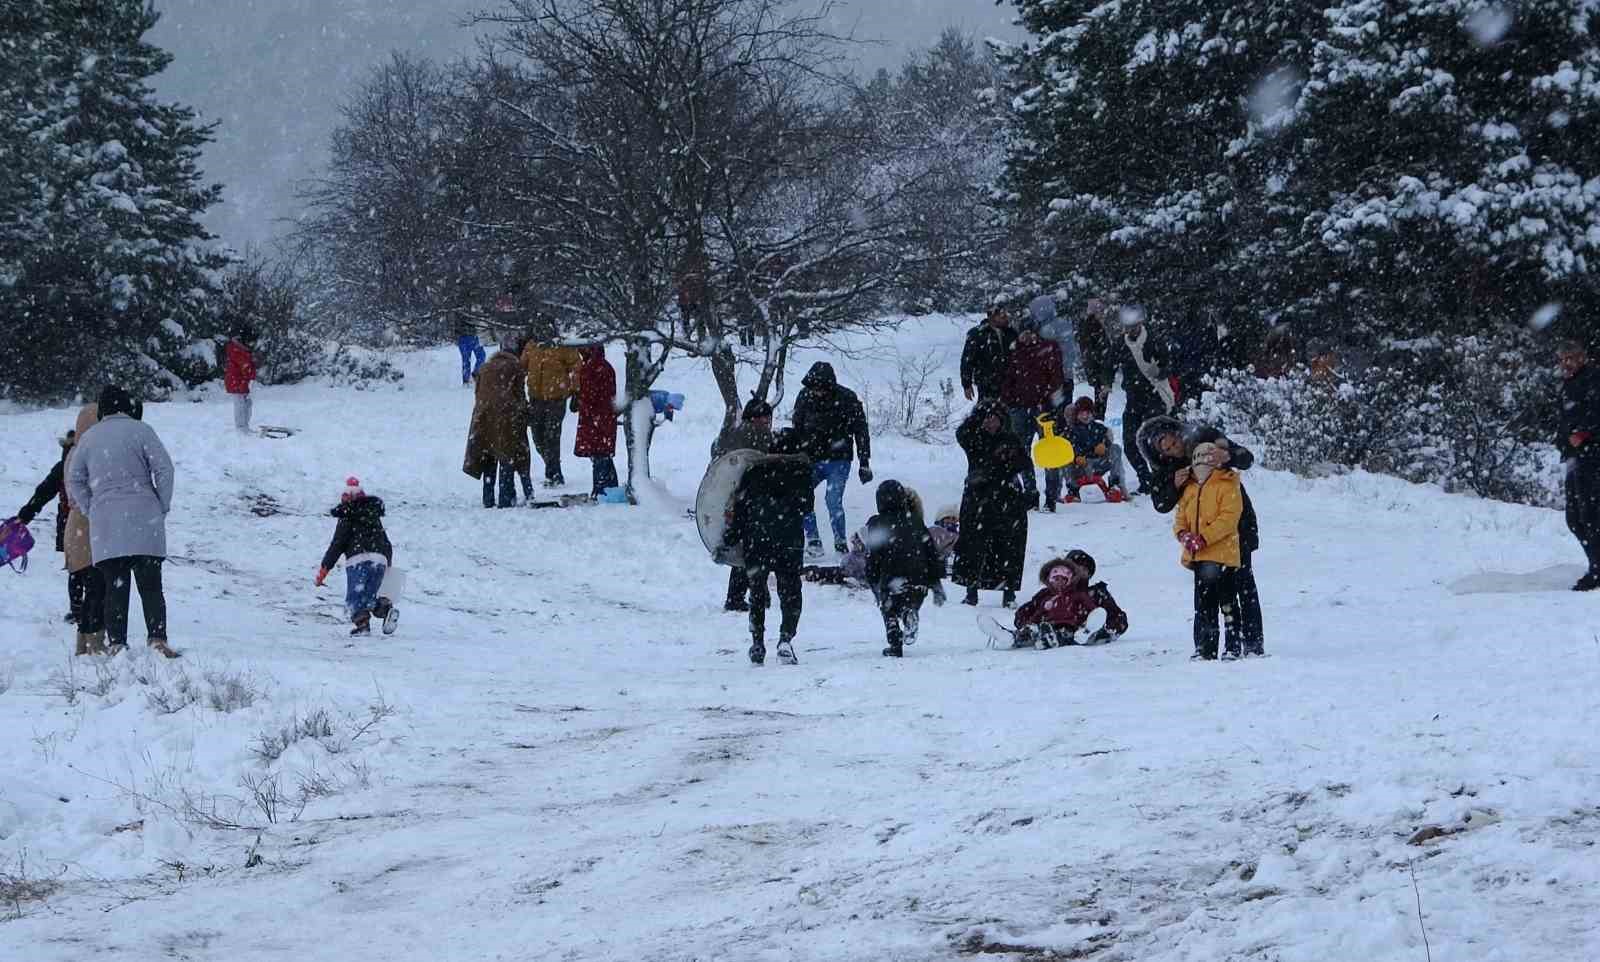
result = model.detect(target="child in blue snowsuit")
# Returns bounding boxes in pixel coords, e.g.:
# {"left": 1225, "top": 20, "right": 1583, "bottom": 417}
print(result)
{"left": 314, "top": 477, "right": 397, "bottom": 635}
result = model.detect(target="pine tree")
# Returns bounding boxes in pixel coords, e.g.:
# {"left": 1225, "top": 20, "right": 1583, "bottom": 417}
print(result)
{"left": 0, "top": 0, "right": 227, "bottom": 402}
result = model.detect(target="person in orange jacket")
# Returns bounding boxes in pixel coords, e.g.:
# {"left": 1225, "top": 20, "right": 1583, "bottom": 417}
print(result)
{"left": 1173, "top": 442, "right": 1250, "bottom": 661}
{"left": 224, "top": 326, "right": 258, "bottom": 433}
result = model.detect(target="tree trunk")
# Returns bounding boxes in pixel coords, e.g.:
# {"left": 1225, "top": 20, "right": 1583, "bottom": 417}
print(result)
{"left": 622, "top": 347, "right": 657, "bottom": 500}
{"left": 710, "top": 342, "right": 740, "bottom": 438}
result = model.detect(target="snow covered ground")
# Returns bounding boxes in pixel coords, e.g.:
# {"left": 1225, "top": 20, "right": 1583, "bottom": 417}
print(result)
{"left": 2, "top": 316, "right": 1597, "bottom": 961}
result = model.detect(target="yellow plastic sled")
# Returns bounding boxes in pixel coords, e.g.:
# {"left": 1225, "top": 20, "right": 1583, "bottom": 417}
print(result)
{"left": 1032, "top": 414, "right": 1076, "bottom": 469}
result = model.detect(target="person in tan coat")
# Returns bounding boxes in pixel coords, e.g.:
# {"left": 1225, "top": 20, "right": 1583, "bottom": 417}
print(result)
{"left": 62, "top": 404, "right": 106, "bottom": 655}
{"left": 522, "top": 341, "right": 582, "bottom": 486}
{"left": 1173, "top": 442, "right": 1247, "bottom": 661}
{"left": 465, "top": 337, "right": 535, "bottom": 508}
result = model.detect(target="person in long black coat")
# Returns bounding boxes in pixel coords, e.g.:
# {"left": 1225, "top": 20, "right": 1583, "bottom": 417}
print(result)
{"left": 953, "top": 400, "right": 1032, "bottom": 607}
{"left": 722, "top": 430, "right": 813, "bottom": 665}
{"left": 1138, "top": 414, "right": 1264, "bottom": 655}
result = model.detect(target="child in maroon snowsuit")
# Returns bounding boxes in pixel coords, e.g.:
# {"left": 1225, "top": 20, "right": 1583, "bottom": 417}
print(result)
{"left": 1012, "top": 550, "right": 1128, "bottom": 648}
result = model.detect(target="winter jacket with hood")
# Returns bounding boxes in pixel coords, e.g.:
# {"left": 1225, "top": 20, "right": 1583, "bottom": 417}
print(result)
{"left": 224, "top": 339, "right": 256, "bottom": 395}
{"left": 1138, "top": 414, "right": 1259, "bottom": 553}
{"left": 1014, "top": 553, "right": 1129, "bottom": 634}
{"left": 710, "top": 421, "right": 774, "bottom": 461}
{"left": 464, "top": 350, "right": 532, "bottom": 478}
{"left": 862, "top": 480, "right": 945, "bottom": 596}
{"left": 573, "top": 346, "right": 618, "bottom": 458}
{"left": 1173, "top": 468, "right": 1244, "bottom": 569}
{"left": 321, "top": 495, "right": 394, "bottom": 571}
{"left": 65, "top": 399, "right": 175, "bottom": 563}
{"left": 791, "top": 362, "right": 870, "bottom": 466}
{"left": 724, "top": 441, "right": 814, "bottom": 571}
{"left": 952, "top": 400, "right": 1032, "bottom": 591}
{"left": 523, "top": 344, "right": 582, "bottom": 401}
{"left": 960, "top": 321, "right": 1018, "bottom": 399}
{"left": 1558, "top": 361, "right": 1600, "bottom": 461}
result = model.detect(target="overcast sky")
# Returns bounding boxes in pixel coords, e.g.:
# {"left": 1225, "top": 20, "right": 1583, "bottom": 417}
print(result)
{"left": 148, "top": 0, "right": 1020, "bottom": 251}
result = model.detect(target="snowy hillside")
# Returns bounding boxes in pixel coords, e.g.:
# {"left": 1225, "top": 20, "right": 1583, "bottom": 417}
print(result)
{"left": 2, "top": 316, "right": 1596, "bottom": 961}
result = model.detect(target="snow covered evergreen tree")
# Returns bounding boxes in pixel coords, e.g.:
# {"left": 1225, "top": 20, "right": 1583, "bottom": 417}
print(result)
{"left": 0, "top": 0, "right": 227, "bottom": 401}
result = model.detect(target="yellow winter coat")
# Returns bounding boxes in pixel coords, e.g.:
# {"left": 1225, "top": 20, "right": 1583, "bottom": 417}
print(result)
{"left": 1173, "top": 468, "right": 1243, "bottom": 569}
{"left": 522, "top": 345, "right": 582, "bottom": 401}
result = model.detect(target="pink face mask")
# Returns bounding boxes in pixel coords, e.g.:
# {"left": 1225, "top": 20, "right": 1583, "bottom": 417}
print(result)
{"left": 1048, "top": 568, "right": 1075, "bottom": 588}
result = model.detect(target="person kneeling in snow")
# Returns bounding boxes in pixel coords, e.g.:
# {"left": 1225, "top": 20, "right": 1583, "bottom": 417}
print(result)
{"left": 862, "top": 480, "right": 947, "bottom": 658}
{"left": 1012, "top": 551, "right": 1128, "bottom": 648}
{"left": 315, "top": 477, "right": 397, "bottom": 636}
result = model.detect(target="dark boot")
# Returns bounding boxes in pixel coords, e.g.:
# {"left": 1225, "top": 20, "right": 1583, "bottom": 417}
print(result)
{"left": 882, "top": 644, "right": 903, "bottom": 658}
{"left": 1002, "top": 589, "right": 1016, "bottom": 608}
{"left": 962, "top": 587, "right": 978, "bottom": 606}
{"left": 350, "top": 612, "right": 372, "bottom": 636}
{"left": 1574, "top": 571, "right": 1600, "bottom": 592}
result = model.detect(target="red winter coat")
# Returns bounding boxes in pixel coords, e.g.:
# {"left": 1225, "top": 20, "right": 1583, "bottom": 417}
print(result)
{"left": 1000, "top": 337, "right": 1065, "bottom": 410}
{"left": 224, "top": 340, "right": 256, "bottom": 394}
{"left": 1015, "top": 582, "right": 1129, "bottom": 634}
{"left": 573, "top": 348, "right": 617, "bottom": 458}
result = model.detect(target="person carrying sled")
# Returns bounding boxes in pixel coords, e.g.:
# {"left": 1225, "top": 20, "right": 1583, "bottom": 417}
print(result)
{"left": 862, "top": 480, "right": 948, "bottom": 657}
{"left": 224, "top": 326, "right": 258, "bottom": 434}
{"left": 721, "top": 430, "right": 813, "bottom": 665}
{"left": 1010, "top": 551, "right": 1128, "bottom": 648}
{"left": 315, "top": 477, "right": 397, "bottom": 636}
{"left": 1173, "top": 442, "right": 1248, "bottom": 661}
{"left": 1139, "top": 414, "right": 1264, "bottom": 655}
{"left": 710, "top": 398, "right": 775, "bottom": 611}
{"left": 791, "top": 362, "right": 872, "bottom": 558}
{"left": 1558, "top": 340, "right": 1600, "bottom": 590}
{"left": 953, "top": 399, "right": 1032, "bottom": 608}
{"left": 15, "top": 423, "right": 79, "bottom": 621}
{"left": 1060, "top": 396, "right": 1126, "bottom": 502}
{"left": 465, "top": 335, "right": 535, "bottom": 508}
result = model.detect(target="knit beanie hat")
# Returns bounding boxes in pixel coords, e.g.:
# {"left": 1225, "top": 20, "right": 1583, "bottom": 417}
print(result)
{"left": 342, "top": 476, "right": 364, "bottom": 502}
{"left": 1073, "top": 396, "right": 1096, "bottom": 417}
{"left": 742, "top": 398, "right": 774, "bottom": 420}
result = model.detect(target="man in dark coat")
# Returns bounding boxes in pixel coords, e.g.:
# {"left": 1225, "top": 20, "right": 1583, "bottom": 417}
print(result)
{"left": 16, "top": 428, "right": 77, "bottom": 620}
{"left": 790, "top": 362, "right": 871, "bottom": 556}
{"left": 1139, "top": 415, "right": 1264, "bottom": 655}
{"left": 953, "top": 400, "right": 1032, "bottom": 607}
{"left": 960, "top": 307, "right": 1018, "bottom": 402}
{"left": 1558, "top": 341, "right": 1600, "bottom": 590}
{"left": 1113, "top": 309, "right": 1178, "bottom": 492}
{"left": 1077, "top": 299, "right": 1117, "bottom": 418}
{"left": 862, "top": 480, "right": 947, "bottom": 657}
{"left": 710, "top": 398, "right": 775, "bottom": 611}
{"left": 722, "top": 431, "right": 813, "bottom": 665}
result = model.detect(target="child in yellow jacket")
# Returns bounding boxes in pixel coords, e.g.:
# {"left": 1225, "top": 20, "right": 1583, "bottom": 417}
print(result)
{"left": 1173, "top": 442, "right": 1246, "bottom": 660}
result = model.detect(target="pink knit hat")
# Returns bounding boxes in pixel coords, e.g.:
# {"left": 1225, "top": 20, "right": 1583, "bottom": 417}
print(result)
{"left": 342, "top": 476, "right": 364, "bottom": 502}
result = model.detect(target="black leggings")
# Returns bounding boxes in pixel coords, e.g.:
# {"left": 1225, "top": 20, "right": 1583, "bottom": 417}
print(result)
{"left": 878, "top": 586, "right": 927, "bottom": 649}
{"left": 746, "top": 564, "right": 802, "bottom": 642}
{"left": 1234, "top": 552, "right": 1264, "bottom": 655}
{"left": 98, "top": 556, "right": 167, "bottom": 646}
{"left": 1192, "top": 562, "right": 1240, "bottom": 658}
{"left": 71, "top": 567, "right": 106, "bottom": 634}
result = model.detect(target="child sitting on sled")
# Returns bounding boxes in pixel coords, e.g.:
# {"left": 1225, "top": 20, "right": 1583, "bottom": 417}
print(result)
{"left": 1009, "top": 550, "right": 1128, "bottom": 648}
{"left": 315, "top": 477, "right": 399, "bottom": 636}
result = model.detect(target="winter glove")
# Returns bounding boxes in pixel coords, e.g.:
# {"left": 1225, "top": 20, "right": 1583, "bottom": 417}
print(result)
{"left": 1178, "top": 532, "right": 1207, "bottom": 554}
{"left": 931, "top": 583, "right": 947, "bottom": 607}
{"left": 1093, "top": 443, "right": 1107, "bottom": 457}
{"left": 315, "top": 567, "right": 329, "bottom": 588}
{"left": 858, "top": 465, "right": 874, "bottom": 484}
{"left": 15, "top": 506, "right": 35, "bottom": 525}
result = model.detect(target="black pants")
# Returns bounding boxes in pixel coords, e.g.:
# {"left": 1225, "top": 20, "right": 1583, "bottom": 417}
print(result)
{"left": 528, "top": 399, "right": 566, "bottom": 482}
{"left": 746, "top": 563, "right": 802, "bottom": 642}
{"left": 71, "top": 567, "right": 105, "bottom": 634}
{"left": 1192, "top": 562, "right": 1241, "bottom": 658}
{"left": 590, "top": 457, "right": 618, "bottom": 498}
{"left": 1567, "top": 455, "right": 1600, "bottom": 572}
{"left": 726, "top": 565, "right": 750, "bottom": 606}
{"left": 484, "top": 461, "right": 535, "bottom": 508}
{"left": 98, "top": 556, "right": 166, "bottom": 646}
{"left": 1123, "top": 405, "right": 1161, "bottom": 491}
{"left": 878, "top": 586, "right": 927, "bottom": 650}
{"left": 1234, "top": 551, "right": 1265, "bottom": 655}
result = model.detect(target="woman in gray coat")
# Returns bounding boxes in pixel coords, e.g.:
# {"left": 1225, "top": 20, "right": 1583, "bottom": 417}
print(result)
{"left": 65, "top": 386, "right": 179, "bottom": 657}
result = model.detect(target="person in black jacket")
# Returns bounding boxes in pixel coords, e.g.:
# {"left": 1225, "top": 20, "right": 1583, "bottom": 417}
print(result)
{"left": 722, "top": 431, "right": 813, "bottom": 665}
{"left": 1558, "top": 341, "right": 1600, "bottom": 590}
{"left": 953, "top": 400, "right": 1033, "bottom": 607}
{"left": 1114, "top": 309, "right": 1178, "bottom": 493}
{"left": 791, "top": 362, "right": 872, "bottom": 557}
{"left": 15, "top": 428, "right": 77, "bottom": 621}
{"left": 960, "top": 307, "right": 1018, "bottom": 402}
{"left": 862, "top": 480, "right": 947, "bottom": 657}
{"left": 314, "top": 477, "right": 397, "bottom": 636}
{"left": 1138, "top": 415, "right": 1264, "bottom": 655}
{"left": 1077, "top": 299, "right": 1116, "bottom": 418}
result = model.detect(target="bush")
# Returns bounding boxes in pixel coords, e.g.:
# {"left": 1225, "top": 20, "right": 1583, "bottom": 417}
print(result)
{"left": 1194, "top": 332, "right": 1562, "bottom": 507}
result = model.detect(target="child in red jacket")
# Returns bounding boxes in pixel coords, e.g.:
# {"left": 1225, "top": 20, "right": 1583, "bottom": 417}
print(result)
{"left": 1011, "top": 550, "right": 1128, "bottom": 648}
{"left": 225, "top": 326, "right": 257, "bottom": 433}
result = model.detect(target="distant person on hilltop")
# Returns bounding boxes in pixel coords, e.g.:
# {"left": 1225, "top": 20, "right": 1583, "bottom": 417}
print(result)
{"left": 960, "top": 306, "right": 1017, "bottom": 403}
{"left": 224, "top": 325, "right": 257, "bottom": 434}
{"left": 1558, "top": 340, "right": 1600, "bottom": 591}
{"left": 791, "top": 361, "right": 871, "bottom": 558}
{"left": 455, "top": 310, "right": 488, "bottom": 385}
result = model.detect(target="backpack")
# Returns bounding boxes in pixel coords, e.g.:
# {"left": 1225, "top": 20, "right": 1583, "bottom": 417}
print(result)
{"left": 0, "top": 517, "right": 35, "bottom": 573}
